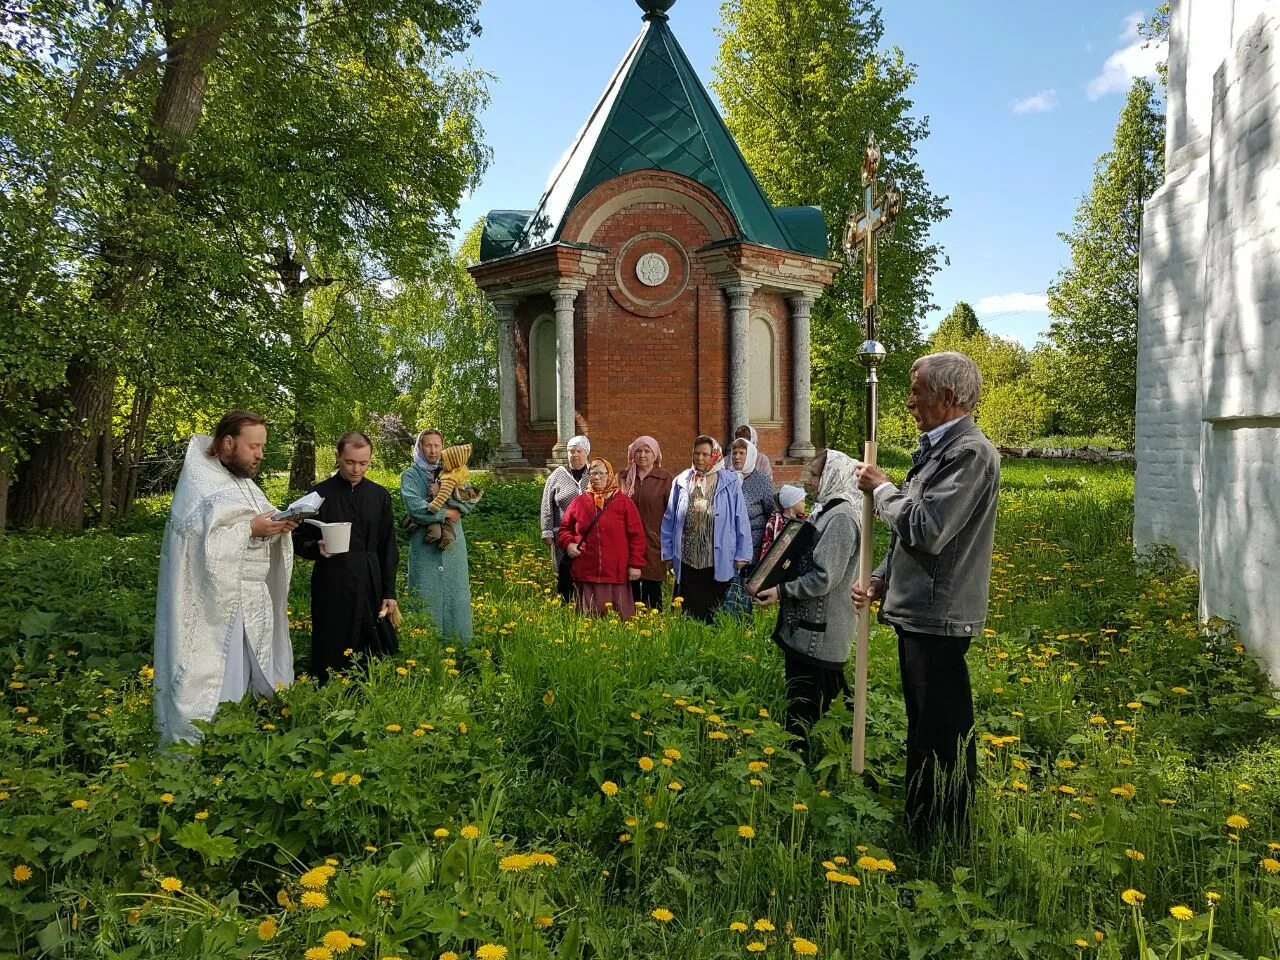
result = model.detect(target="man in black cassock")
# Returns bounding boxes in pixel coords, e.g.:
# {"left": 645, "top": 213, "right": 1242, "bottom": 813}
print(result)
{"left": 292, "top": 431, "right": 399, "bottom": 682}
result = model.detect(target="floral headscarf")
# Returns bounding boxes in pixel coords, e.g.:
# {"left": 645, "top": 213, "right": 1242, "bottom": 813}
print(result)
{"left": 621, "top": 435, "right": 662, "bottom": 497}
{"left": 731, "top": 438, "right": 758, "bottom": 478}
{"left": 810, "top": 449, "right": 863, "bottom": 521}
{"left": 588, "top": 457, "right": 619, "bottom": 510}
{"left": 692, "top": 439, "right": 724, "bottom": 486}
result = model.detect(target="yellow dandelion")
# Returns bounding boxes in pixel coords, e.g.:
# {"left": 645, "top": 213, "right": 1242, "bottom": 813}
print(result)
{"left": 347, "top": 774, "right": 362, "bottom": 786}
{"left": 1057, "top": 785, "right": 1077, "bottom": 795}
{"left": 529, "top": 852, "right": 557, "bottom": 866}
{"left": 385, "top": 724, "right": 401, "bottom": 733}
{"left": 708, "top": 731, "right": 729, "bottom": 741}
{"left": 159, "top": 876, "right": 183, "bottom": 892}
{"left": 748, "top": 761, "right": 768, "bottom": 773}
{"left": 1125, "top": 849, "right": 1145, "bottom": 861}
{"left": 330, "top": 772, "right": 348, "bottom": 786}
{"left": 1074, "top": 939, "right": 1088, "bottom": 949}
{"left": 12, "top": 864, "right": 33, "bottom": 882}
{"left": 877, "top": 859, "right": 896, "bottom": 872}
{"left": 194, "top": 810, "right": 209, "bottom": 821}
{"left": 159, "top": 793, "right": 175, "bottom": 804}
{"left": 738, "top": 825, "right": 756, "bottom": 839}
{"left": 600, "top": 781, "right": 619, "bottom": 797}
{"left": 1260, "top": 857, "right": 1280, "bottom": 874}
{"left": 70, "top": 799, "right": 89, "bottom": 810}
{"left": 792, "top": 938, "right": 819, "bottom": 956}
{"left": 754, "top": 918, "right": 775, "bottom": 932}
{"left": 1170, "top": 905, "right": 1194, "bottom": 922}
{"left": 664, "top": 747, "right": 682, "bottom": 761}
{"left": 433, "top": 827, "right": 450, "bottom": 838}
{"left": 1206, "top": 891, "right": 1221, "bottom": 904}
{"left": 498, "top": 854, "right": 532, "bottom": 872}
{"left": 460, "top": 825, "right": 480, "bottom": 840}
{"left": 1121, "top": 888, "right": 1145, "bottom": 907}
{"left": 793, "top": 802, "right": 808, "bottom": 811}
{"left": 534, "top": 915, "right": 553, "bottom": 929}
{"left": 304, "top": 949, "right": 333, "bottom": 960}
{"left": 321, "top": 930, "right": 354, "bottom": 953}
{"left": 440, "top": 953, "right": 460, "bottom": 960}
{"left": 301, "top": 891, "right": 329, "bottom": 910}
{"left": 300, "top": 867, "right": 330, "bottom": 890}
{"left": 1226, "top": 813, "right": 1249, "bottom": 830}
{"left": 730, "top": 921, "right": 749, "bottom": 932}
{"left": 638, "top": 756, "right": 655, "bottom": 771}
{"left": 651, "top": 907, "right": 674, "bottom": 923}
{"left": 855, "top": 855, "right": 880, "bottom": 871}
{"left": 1110, "top": 784, "right": 1136, "bottom": 800}
{"left": 257, "top": 917, "right": 277, "bottom": 940}
{"left": 747, "top": 942, "right": 767, "bottom": 952}
{"left": 667, "top": 781, "right": 683, "bottom": 792}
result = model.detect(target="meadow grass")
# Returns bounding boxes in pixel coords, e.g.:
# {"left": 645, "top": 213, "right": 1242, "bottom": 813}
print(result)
{"left": 0, "top": 455, "right": 1277, "bottom": 960}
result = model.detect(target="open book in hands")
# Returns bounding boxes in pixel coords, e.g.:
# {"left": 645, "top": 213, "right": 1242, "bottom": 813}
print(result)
{"left": 271, "top": 491, "right": 324, "bottom": 522}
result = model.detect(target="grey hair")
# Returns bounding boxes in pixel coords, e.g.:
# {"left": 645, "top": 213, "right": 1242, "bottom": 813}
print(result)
{"left": 912, "top": 352, "right": 982, "bottom": 410}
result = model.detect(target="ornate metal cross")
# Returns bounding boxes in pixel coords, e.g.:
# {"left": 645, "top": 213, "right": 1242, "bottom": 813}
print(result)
{"left": 842, "top": 133, "right": 902, "bottom": 333}
{"left": 840, "top": 133, "right": 904, "bottom": 777}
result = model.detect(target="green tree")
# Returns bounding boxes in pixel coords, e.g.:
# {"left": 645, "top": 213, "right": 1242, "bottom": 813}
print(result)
{"left": 2, "top": 0, "right": 487, "bottom": 530}
{"left": 933, "top": 301, "right": 982, "bottom": 342}
{"left": 923, "top": 310, "right": 1049, "bottom": 445}
{"left": 1045, "top": 77, "right": 1164, "bottom": 443}
{"left": 713, "top": 0, "right": 949, "bottom": 453}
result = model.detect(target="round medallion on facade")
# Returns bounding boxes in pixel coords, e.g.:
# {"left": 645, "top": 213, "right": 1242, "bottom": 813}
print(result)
{"left": 635, "top": 252, "right": 670, "bottom": 287}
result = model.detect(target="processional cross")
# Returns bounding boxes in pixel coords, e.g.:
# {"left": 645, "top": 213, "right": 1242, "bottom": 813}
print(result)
{"left": 841, "top": 133, "right": 901, "bottom": 775}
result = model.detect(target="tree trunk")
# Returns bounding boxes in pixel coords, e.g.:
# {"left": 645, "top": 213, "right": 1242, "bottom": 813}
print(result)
{"left": 12, "top": 360, "right": 116, "bottom": 530}
{"left": 12, "top": 10, "right": 227, "bottom": 529}
{"left": 118, "top": 388, "right": 152, "bottom": 517}
{"left": 288, "top": 417, "right": 316, "bottom": 491}
{"left": 0, "top": 457, "right": 10, "bottom": 540}
{"left": 98, "top": 427, "right": 114, "bottom": 527}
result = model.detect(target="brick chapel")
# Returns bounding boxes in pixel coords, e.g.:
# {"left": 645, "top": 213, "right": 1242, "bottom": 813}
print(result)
{"left": 469, "top": 0, "right": 839, "bottom": 478}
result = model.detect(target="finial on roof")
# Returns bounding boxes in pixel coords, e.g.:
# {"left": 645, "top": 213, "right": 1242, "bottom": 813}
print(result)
{"left": 636, "top": 0, "right": 676, "bottom": 21}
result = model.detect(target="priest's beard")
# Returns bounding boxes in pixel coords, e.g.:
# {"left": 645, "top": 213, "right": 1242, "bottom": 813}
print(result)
{"left": 219, "top": 451, "right": 260, "bottom": 479}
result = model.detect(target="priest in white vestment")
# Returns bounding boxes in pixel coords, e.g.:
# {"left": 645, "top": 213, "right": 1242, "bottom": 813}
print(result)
{"left": 153, "top": 411, "right": 298, "bottom": 744}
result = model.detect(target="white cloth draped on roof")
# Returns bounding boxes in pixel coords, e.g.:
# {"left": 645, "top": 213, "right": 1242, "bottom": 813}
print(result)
{"left": 153, "top": 435, "right": 294, "bottom": 744}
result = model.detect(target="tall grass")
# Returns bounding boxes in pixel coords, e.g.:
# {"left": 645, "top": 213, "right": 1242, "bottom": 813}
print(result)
{"left": 0, "top": 456, "right": 1277, "bottom": 959}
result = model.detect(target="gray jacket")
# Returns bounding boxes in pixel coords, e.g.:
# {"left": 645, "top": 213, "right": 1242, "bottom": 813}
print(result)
{"left": 872, "top": 416, "right": 1000, "bottom": 638}
{"left": 773, "top": 498, "right": 861, "bottom": 665}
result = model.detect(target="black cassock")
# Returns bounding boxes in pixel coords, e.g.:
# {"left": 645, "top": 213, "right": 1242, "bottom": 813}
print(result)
{"left": 292, "top": 474, "right": 398, "bottom": 682}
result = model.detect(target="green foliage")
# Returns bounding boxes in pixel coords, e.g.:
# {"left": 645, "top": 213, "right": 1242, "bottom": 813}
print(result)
{"left": 916, "top": 304, "right": 1051, "bottom": 445}
{"left": 1, "top": 0, "right": 491, "bottom": 527}
{"left": 712, "top": 0, "right": 949, "bottom": 451}
{"left": 1045, "top": 78, "right": 1165, "bottom": 444}
{"left": 2, "top": 465, "right": 1279, "bottom": 959}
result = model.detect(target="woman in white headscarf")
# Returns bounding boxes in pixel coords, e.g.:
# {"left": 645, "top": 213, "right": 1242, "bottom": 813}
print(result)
{"left": 540, "top": 435, "right": 591, "bottom": 603}
{"left": 754, "top": 449, "right": 862, "bottom": 756}
{"left": 731, "top": 436, "right": 776, "bottom": 560}
{"left": 734, "top": 424, "right": 773, "bottom": 481}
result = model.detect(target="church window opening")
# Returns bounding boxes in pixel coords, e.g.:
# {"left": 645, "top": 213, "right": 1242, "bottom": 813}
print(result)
{"left": 530, "top": 314, "right": 558, "bottom": 425}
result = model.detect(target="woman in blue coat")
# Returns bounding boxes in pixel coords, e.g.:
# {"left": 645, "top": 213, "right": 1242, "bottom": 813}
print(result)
{"left": 660, "top": 436, "right": 753, "bottom": 623}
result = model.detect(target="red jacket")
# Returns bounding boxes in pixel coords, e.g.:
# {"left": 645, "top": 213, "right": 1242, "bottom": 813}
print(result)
{"left": 557, "top": 492, "right": 647, "bottom": 584}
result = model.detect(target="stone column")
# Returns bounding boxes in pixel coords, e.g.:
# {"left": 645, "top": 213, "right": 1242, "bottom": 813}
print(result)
{"left": 491, "top": 298, "right": 525, "bottom": 465}
{"left": 723, "top": 281, "right": 755, "bottom": 436}
{"left": 550, "top": 287, "right": 578, "bottom": 463}
{"left": 787, "top": 293, "right": 817, "bottom": 460}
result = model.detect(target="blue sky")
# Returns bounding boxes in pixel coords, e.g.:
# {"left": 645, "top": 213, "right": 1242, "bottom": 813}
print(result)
{"left": 454, "top": 0, "right": 1165, "bottom": 347}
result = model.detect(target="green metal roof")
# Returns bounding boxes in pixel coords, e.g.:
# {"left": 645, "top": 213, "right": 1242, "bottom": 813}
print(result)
{"left": 480, "top": 5, "right": 826, "bottom": 262}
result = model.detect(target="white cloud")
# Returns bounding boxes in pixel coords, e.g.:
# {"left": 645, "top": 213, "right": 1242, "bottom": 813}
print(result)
{"left": 1011, "top": 89, "right": 1059, "bottom": 115}
{"left": 1087, "top": 11, "right": 1166, "bottom": 100}
{"left": 974, "top": 292, "right": 1050, "bottom": 314}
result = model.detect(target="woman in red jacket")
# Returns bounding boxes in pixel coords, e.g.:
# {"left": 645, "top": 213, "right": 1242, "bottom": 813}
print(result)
{"left": 557, "top": 457, "right": 647, "bottom": 620}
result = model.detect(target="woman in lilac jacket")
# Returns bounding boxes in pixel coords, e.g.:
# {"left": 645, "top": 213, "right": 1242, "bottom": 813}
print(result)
{"left": 660, "top": 436, "right": 753, "bottom": 623}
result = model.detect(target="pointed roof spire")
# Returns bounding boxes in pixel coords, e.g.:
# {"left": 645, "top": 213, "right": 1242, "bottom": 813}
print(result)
{"left": 482, "top": 5, "right": 826, "bottom": 262}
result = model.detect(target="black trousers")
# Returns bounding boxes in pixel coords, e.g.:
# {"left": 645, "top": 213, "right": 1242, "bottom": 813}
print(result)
{"left": 556, "top": 555, "right": 575, "bottom": 605}
{"left": 631, "top": 578, "right": 663, "bottom": 611}
{"left": 897, "top": 629, "right": 977, "bottom": 839}
{"left": 783, "top": 649, "right": 849, "bottom": 757}
{"left": 674, "top": 564, "right": 727, "bottom": 623}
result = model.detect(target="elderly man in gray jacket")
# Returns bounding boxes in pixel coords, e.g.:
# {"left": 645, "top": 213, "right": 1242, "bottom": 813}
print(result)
{"left": 854, "top": 351, "right": 1000, "bottom": 839}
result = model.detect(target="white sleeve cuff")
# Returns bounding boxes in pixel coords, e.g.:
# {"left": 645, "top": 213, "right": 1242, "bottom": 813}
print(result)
{"left": 872, "top": 481, "right": 895, "bottom": 501}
